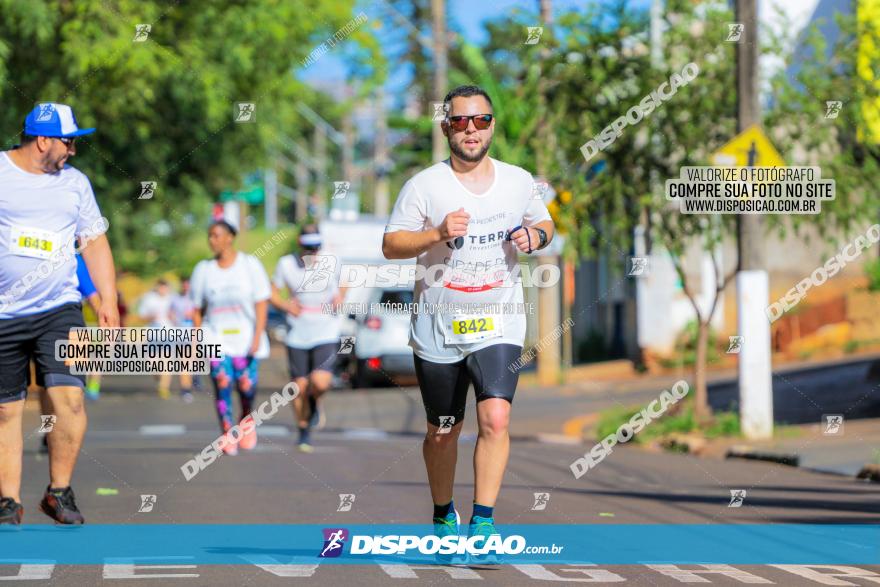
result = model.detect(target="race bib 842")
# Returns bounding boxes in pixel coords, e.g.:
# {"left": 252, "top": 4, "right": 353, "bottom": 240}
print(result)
{"left": 444, "top": 314, "right": 502, "bottom": 345}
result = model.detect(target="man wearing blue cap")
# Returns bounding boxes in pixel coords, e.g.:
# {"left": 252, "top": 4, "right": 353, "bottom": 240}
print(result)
{"left": 0, "top": 103, "right": 119, "bottom": 524}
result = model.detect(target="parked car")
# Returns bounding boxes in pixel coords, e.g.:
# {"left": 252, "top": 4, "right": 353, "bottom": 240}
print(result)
{"left": 352, "top": 286, "right": 415, "bottom": 388}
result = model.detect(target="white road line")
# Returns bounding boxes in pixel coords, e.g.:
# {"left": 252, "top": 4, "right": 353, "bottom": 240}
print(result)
{"left": 341, "top": 429, "right": 390, "bottom": 440}
{"left": 258, "top": 425, "right": 290, "bottom": 437}
{"left": 535, "top": 433, "right": 583, "bottom": 445}
{"left": 138, "top": 425, "right": 187, "bottom": 436}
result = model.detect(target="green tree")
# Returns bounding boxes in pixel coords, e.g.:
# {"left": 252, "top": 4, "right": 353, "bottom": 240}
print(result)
{"left": 0, "top": 0, "right": 375, "bottom": 275}
{"left": 573, "top": 1, "right": 876, "bottom": 423}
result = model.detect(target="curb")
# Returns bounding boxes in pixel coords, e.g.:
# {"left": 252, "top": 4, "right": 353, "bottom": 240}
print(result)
{"left": 725, "top": 446, "right": 800, "bottom": 467}
{"left": 856, "top": 464, "right": 880, "bottom": 482}
{"left": 726, "top": 447, "right": 880, "bottom": 483}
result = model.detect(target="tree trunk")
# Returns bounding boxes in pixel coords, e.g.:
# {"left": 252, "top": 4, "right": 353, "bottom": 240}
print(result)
{"left": 694, "top": 320, "right": 713, "bottom": 424}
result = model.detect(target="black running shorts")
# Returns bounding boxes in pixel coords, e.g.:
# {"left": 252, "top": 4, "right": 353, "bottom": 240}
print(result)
{"left": 0, "top": 302, "right": 86, "bottom": 402}
{"left": 414, "top": 343, "right": 522, "bottom": 427}
{"left": 287, "top": 342, "right": 338, "bottom": 379}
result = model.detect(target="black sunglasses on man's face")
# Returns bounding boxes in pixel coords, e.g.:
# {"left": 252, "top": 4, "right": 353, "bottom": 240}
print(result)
{"left": 50, "top": 137, "right": 76, "bottom": 148}
{"left": 446, "top": 114, "right": 493, "bottom": 132}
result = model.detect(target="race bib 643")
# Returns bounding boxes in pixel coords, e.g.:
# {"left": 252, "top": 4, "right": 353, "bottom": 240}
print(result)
{"left": 9, "top": 226, "right": 61, "bottom": 260}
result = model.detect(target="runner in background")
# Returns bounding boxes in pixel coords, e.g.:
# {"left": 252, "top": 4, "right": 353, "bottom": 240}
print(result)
{"left": 271, "top": 225, "right": 345, "bottom": 453}
{"left": 191, "top": 220, "right": 271, "bottom": 455}
{"left": 137, "top": 279, "right": 175, "bottom": 399}
{"left": 116, "top": 286, "right": 129, "bottom": 325}
{"left": 170, "top": 277, "right": 196, "bottom": 402}
{"left": 58, "top": 258, "right": 126, "bottom": 403}
{"left": 76, "top": 253, "right": 103, "bottom": 400}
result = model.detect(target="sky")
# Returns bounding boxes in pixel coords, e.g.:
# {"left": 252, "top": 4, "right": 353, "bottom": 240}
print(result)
{"left": 300, "top": 0, "right": 821, "bottom": 88}
{"left": 300, "top": 0, "right": 649, "bottom": 87}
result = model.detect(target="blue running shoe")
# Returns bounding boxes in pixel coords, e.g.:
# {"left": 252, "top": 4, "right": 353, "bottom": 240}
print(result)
{"left": 308, "top": 395, "right": 320, "bottom": 428}
{"left": 432, "top": 509, "right": 460, "bottom": 564}
{"left": 467, "top": 515, "right": 500, "bottom": 565}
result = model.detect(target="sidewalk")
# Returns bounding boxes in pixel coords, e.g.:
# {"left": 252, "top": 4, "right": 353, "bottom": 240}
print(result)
{"left": 700, "top": 417, "right": 880, "bottom": 479}
{"left": 532, "top": 352, "right": 880, "bottom": 481}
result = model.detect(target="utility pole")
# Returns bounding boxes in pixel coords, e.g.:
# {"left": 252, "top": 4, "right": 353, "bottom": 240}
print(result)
{"left": 650, "top": 0, "right": 662, "bottom": 68}
{"left": 295, "top": 159, "right": 309, "bottom": 222}
{"left": 297, "top": 103, "right": 350, "bottom": 218}
{"left": 264, "top": 167, "right": 278, "bottom": 230}
{"left": 534, "top": 0, "right": 562, "bottom": 386}
{"left": 374, "top": 85, "right": 390, "bottom": 217}
{"left": 431, "top": 0, "right": 447, "bottom": 162}
{"left": 735, "top": 0, "right": 773, "bottom": 439}
{"left": 342, "top": 87, "right": 356, "bottom": 191}
{"left": 313, "top": 124, "right": 327, "bottom": 215}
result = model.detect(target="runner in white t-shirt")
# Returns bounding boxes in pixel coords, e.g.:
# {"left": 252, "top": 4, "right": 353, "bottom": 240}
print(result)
{"left": 382, "top": 85, "right": 554, "bottom": 560}
{"left": 191, "top": 220, "right": 271, "bottom": 455}
{"left": 270, "top": 225, "right": 345, "bottom": 452}
{"left": 138, "top": 280, "right": 174, "bottom": 327}
{"left": 0, "top": 103, "right": 119, "bottom": 526}
{"left": 137, "top": 279, "right": 177, "bottom": 399}
{"left": 170, "top": 278, "right": 197, "bottom": 402}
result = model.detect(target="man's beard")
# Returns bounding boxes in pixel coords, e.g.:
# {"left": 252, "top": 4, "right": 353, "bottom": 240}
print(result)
{"left": 449, "top": 136, "right": 492, "bottom": 163}
{"left": 44, "top": 154, "right": 67, "bottom": 173}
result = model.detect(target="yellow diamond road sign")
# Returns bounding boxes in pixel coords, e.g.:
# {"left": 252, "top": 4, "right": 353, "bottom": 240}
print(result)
{"left": 711, "top": 124, "right": 784, "bottom": 167}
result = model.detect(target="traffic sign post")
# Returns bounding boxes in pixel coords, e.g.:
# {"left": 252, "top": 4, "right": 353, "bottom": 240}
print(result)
{"left": 711, "top": 125, "right": 784, "bottom": 168}
{"left": 713, "top": 135, "right": 778, "bottom": 439}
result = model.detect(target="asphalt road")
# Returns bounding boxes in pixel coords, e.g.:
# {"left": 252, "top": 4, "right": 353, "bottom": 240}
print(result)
{"left": 6, "top": 364, "right": 878, "bottom": 586}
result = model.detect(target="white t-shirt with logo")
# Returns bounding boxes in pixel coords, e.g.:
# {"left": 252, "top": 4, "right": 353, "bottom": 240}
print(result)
{"left": 138, "top": 291, "right": 174, "bottom": 327}
{"left": 170, "top": 293, "right": 195, "bottom": 326}
{"left": 0, "top": 152, "right": 106, "bottom": 319}
{"left": 273, "top": 253, "right": 342, "bottom": 349}
{"left": 384, "top": 158, "right": 551, "bottom": 363}
{"left": 190, "top": 252, "right": 271, "bottom": 359}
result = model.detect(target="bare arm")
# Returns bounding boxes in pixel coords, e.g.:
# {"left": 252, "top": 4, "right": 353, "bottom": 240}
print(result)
{"left": 270, "top": 283, "right": 288, "bottom": 311}
{"left": 85, "top": 292, "right": 101, "bottom": 316}
{"left": 332, "top": 286, "right": 347, "bottom": 308}
{"left": 271, "top": 283, "right": 300, "bottom": 316}
{"left": 382, "top": 207, "right": 471, "bottom": 259}
{"left": 382, "top": 228, "right": 442, "bottom": 259}
{"left": 79, "top": 234, "right": 119, "bottom": 327}
{"left": 250, "top": 299, "right": 268, "bottom": 356}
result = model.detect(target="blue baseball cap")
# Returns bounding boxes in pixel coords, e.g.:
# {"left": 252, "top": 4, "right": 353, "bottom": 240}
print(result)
{"left": 23, "top": 103, "right": 96, "bottom": 138}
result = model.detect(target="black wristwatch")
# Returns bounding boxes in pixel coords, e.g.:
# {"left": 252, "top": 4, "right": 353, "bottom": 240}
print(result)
{"left": 535, "top": 227, "right": 548, "bottom": 250}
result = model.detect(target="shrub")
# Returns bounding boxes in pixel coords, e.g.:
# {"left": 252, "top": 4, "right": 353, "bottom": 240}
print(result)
{"left": 594, "top": 395, "right": 739, "bottom": 444}
{"left": 865, "top": 258, "right": 880, "bottom": 292}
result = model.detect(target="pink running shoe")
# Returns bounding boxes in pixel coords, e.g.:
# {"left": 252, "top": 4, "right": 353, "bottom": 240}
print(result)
{"left": 238, "top": 415, "right": 257, "bottom": 450}
{"left": 220, "top": 422, "right": 239, "bottom": 456}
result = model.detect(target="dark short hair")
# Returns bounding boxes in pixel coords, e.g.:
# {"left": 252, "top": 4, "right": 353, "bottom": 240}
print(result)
{"left": 443, "top": 85, "right": 494, "bottom": 113}
{"left": 20, "top": 133, "right": 37, "bottom": 146}
{"left": 209, "top": 219, "right": 238, "bottom": 237}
